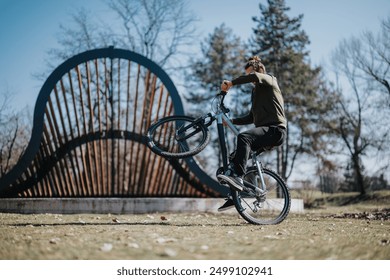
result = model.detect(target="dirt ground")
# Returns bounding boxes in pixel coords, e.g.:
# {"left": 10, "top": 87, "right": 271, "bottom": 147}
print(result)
{"left": 1, "top": 205, "right": 389, "bottom": 260}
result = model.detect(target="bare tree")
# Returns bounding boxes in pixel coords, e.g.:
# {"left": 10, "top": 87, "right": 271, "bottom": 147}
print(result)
{"left": 330, "top": 17, "right": 390, "bottom": 194}
{"left": 333, "top": 78, "right": 369, "bottom": 195}
{"left": 107, "top": 0, "right": 197, "bottom": 68}
{"left": 331, "top": 43, "right": 388, "bottom": 195}
{"left": 335, "top": 17, "right": 390, "bottom": 103}
{"left": 48, "top": 0, "right": 197, "bottom": 71}
{"left": 0, "top": 92, "right": 31, "bottom": 177}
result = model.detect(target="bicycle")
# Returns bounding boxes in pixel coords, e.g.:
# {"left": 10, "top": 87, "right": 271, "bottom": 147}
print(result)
{"left": 146, "top": 91, "right": 291, "bottom": 225}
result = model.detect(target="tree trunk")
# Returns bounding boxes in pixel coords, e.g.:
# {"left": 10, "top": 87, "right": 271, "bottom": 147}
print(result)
{"left": 352, "top": 154, "right": 366, "bottom": 195}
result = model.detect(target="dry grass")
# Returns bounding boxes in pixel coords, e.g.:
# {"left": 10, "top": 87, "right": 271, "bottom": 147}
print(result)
{"left": 1, "top": 191, "right": 389, "bottom": 260}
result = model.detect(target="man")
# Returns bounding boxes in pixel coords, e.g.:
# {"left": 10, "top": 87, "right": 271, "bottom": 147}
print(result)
{"left": 217, "top": 56, "right": 287, "bottom": 211}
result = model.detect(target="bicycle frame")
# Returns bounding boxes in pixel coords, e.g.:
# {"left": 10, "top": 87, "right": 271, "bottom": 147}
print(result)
{"left": 217, "top": 115, "right": 237, "bottom": 167}
{"left": 207, "top": 93, "right": 267, "bottom": 193}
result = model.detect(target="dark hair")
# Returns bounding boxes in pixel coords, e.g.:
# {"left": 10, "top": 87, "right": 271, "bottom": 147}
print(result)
{"left": 245, "top": 56, "right": 265, "bottom": 73}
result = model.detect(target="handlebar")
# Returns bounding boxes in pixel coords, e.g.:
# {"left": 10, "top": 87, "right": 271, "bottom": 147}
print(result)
{"left": 217, "top": 90, "right": 227, "bottom": 102}
{"left": 216, "top": 91, "right": 230, "bottom": 114}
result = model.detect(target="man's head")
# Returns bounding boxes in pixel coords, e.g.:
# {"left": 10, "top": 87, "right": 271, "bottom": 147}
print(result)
{"left": 245, "top": 56, "right": 266, "bottom": 74}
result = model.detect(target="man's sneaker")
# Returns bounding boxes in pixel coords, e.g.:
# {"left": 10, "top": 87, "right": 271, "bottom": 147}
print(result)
{"left": 217, "top": 167, "right": 233, "bottom": 185}
{"left": 217, "top": 198, "right": 234, "bottom": 212}
{"left": 217, "top": 173, "right": 244, "bottom": 191}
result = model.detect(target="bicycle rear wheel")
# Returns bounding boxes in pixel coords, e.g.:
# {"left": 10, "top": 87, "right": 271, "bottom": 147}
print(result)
{"left": 147, "top": 115, "right": 210, "bottom": 158}
{"left": 231, "top": 167, "right": 291, "bottom": 225}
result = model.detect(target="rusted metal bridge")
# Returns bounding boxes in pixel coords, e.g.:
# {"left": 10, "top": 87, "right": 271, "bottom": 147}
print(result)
{"left": 0, "top": 47, "right": 226, "bottom": 198}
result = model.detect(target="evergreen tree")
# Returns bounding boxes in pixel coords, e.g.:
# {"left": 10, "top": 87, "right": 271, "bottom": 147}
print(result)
{"left": 185, "top": 24, "right": 248, "bottom": 168}
{"left": 249, "top": 0, "right": 337, "bottom": 181}
{"left": 186, "top": 24, "right": 248, "bottom": 115}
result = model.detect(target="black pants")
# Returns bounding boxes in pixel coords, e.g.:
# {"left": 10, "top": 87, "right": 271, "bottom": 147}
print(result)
{"left": 231, "top": 126, "right": 286, "bottom": 176}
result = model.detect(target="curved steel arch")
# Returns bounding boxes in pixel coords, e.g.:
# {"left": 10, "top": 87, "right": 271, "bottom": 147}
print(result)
{"left": 0, "top": 47, "right": 227, "bottom": 197}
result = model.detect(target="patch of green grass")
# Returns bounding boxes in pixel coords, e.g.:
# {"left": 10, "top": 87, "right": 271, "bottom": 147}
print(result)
{"left": 291, "top": 189, "right": 390, "bottom": 210}
{"left": 314, "top": 190, "right": 390, "bottom": 207}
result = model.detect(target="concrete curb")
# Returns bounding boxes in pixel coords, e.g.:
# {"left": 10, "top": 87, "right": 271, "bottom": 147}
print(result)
{"left": 0, "top": 198, "right": 304, "bottom": 214}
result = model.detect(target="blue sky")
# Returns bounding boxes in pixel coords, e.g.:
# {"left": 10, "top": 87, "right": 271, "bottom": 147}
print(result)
{"left": 1, "top": 0, "right": 389, "bottom": 110}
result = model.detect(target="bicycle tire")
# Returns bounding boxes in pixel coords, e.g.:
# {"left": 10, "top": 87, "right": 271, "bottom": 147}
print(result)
{"left": 147, "top": 115, "right": 211, "bottom": 158}
{"left": 231, "top": 167, "right": 291, "bottom": 225}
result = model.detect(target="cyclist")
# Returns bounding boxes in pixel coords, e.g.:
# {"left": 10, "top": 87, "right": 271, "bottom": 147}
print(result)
{"left": 217, "top": 56, "right": 287, "bottom": 211}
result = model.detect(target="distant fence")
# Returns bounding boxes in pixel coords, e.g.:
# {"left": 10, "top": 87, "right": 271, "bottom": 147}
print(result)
{"left": 0, "top": 47, "right": 227, "bottom": 198}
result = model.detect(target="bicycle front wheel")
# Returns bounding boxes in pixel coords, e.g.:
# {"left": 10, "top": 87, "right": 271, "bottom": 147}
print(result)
{"left": 232, "top": 167, "right": 291, "bottom": 225}
{"left": 147, "top": 115, "right": 210, "bottom": 158}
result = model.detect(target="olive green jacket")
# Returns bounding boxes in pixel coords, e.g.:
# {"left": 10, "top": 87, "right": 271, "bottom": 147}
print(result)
{"left": 231, "top": 73, "right": 287, "bottom": 129}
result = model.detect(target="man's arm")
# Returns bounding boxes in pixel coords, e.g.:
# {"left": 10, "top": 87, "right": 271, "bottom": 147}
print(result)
{"left": 232, "top": 113, "right": 253, "bottom": 125}
{"left": 221, "top": 74, "right": 258, "bottom": 91}
{"left": 232, "top": 74, "right": 259, "bottom": 85}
